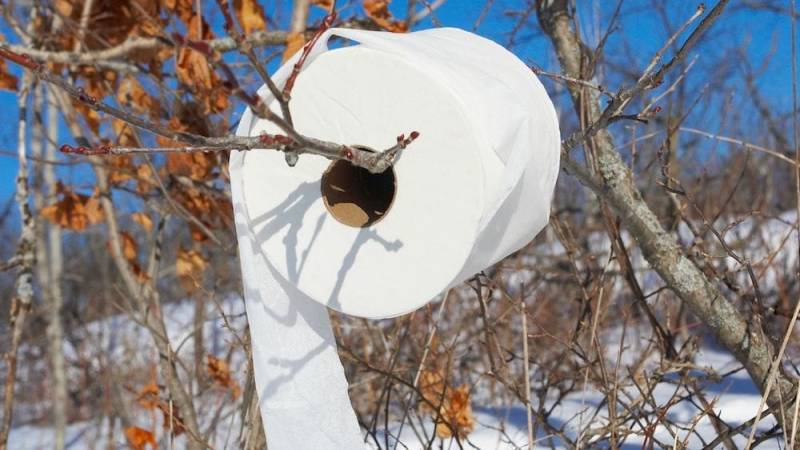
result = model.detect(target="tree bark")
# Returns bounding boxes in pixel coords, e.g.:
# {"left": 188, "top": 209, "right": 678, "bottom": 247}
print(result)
{"left": 0, "top": 77, "right": 34, "bottom": 450}
{"left": 31, "top": 83, "right": 68, "bottom": 450}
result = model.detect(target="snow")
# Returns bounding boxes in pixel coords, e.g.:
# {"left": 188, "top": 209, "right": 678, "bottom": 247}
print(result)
{"left": 9, "top": 308, "right": 783, "bottom": 449}
{"left": 9, "top": 214, "right": 798, "bottom": 449}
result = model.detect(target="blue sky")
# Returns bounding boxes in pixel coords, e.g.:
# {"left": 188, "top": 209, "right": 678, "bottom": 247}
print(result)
{"left": 0, "top": 0, "right": 795, "bottom": 203}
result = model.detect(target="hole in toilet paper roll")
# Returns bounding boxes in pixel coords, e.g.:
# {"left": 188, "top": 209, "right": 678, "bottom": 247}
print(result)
{"left": 320, "top": 146, "right": 396, "bottom": 228}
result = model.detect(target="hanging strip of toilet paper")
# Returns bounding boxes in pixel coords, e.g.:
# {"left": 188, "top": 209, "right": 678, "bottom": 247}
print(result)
{"left": 230, "top": 30, "right": 369, "bottom": 449}
{"left": 232, "top": 163, "right": 365, "bottom": 449}
{"left": 230, "top": 27, "right": 561, "bottom": 450}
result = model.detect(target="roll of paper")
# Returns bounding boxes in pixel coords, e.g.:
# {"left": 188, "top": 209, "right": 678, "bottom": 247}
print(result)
{"left": 231, "top": 27, "right": 559, "bottom": 449}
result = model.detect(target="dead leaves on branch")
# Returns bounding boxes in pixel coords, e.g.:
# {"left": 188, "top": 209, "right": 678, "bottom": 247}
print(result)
{"left": 126, "top": 356, "right": 241, "bottom": 446}
{"left": 176, "top": 248, "right": 208, "bottom": 293}
{"left": 154, "top": 108, "right": 233, "bottom": 242}
{"left": 176, "top": 16, "right": 230, "bottom": 114}
{"left": 135, "top": 381, "right": 187, "bottom": 437}
{"left": 234, "top": 0, "right": 268, "bottom": 35}
{"left": 0, "top": 60, "right": 17, "bottom": 92}
{"left": 0, "top": 33, "right": 17, "bottom": 91}
{"left": 106, "top": 155, "right": 135, "bottom": 185}
{"left": 132, "top": 212, "right": 154, "bottom": 232}
{"left": 419, "top": 367, "right": 475, "bottom": 439}
{"left": 166, "top": 153, "right": 216, "bottom": 181}
{"left": 118, "top": 77, "right": 161, "bottom": 119}
{"left": 363, "top": 0, "right": 408, "bottom": 32}
{"left": 132, "top": 360, "right": 240, "bottom": 442}
{"left": 282, "top": 32, "right": 306, "bottom": 63}
{"left": 109, "top": 230, "right": 151, "bottom": 282}
{"left": 54, "top": 0, "right": 162, "bottom": 52}
{"left": 136, "top": 381, "right": 160, "bottom": 410}
{"left": 112, "top": 119, "right": 138, "bottom": 147}
{"left": 173, "top": 186, "right": 233, "bottom": 242}
{"left": 163, "top": 0, "right": 194, "bottom": 25}
{"left": 312, "top": 0, "right": 334, "bottom": 11}
{"left": 206, "top": 355, "right": 241, "bottom": 398}
{"left": 124, "top": 427, "right": 156, "bottom": 450}
{"left": 40, "top": 183, "right": 105, "bottom": 230}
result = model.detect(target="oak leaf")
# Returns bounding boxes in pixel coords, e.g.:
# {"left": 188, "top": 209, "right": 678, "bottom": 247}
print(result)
{"left": 130, "top": 261, "right": 152, "bottom": 283}
{"left": 73, "top": 100, "right": 101, "bottom": 135}
{"left": 189, "top": 224, "right": 208, "bottom": 243}
{"left": 54, "top": 0, "right": 160, "bottom": 52}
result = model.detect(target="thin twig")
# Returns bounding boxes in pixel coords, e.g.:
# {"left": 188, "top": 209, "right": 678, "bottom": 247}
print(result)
{"left": 0, "top": 46, "right": 418, "bottom": 174}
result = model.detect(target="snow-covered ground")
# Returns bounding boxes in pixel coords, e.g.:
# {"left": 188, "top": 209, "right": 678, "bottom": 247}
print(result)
{"left": 9, "top": 212, "right": 799, "bottom": 449}
{"left": 363, "top": 344, "right": 781, "bottom": 450}
{"left": 9, "top": 357, "right": 782, "bottom": 450}
{"left": 8, "top": 297, "right": 784, "bottom": 449}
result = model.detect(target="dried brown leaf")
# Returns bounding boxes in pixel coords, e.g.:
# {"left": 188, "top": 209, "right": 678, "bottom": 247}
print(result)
{"left": 156, "top": 402, "right": 186, "bottom": 436}
{"left": 363, "top": 0, "right": 408, "bottom": 32}
{"left": 234, "top": 0, "right": 267, "bottom": 34}
{"left": 124, "top": 426, "right": 156, "bottom": 450}
{"left": 106, "top": 154, "right": 134, "bottom": 185}
{"left": 311, "top": 0, "right": 333, "bottom": 11}
{"left": 163, "top": 0, "right": 195, "bottom": 25}
{"left": 207, "top": 355, "right": 241, "bottom": 398}
{"left": 40, "top": 185, "right": 105, "bottom": 230}
{"left": 175, "top": 16, "right": 230, "bottom": 114}
{"left": 136, "top": 382, "right": 160, "bottom": 410}
{"left": 0, "top": 60, "right": 18, "bottom": 92}
{"left": 282, "top": 32, "right": 306, "bottom": 63}
{"left": 136, "top": 163, "right": 156, "bottom": 194}
{"left": 118, "top": 77, "right": 160, "bottom": 118}
{"left": 176, "top": 248, "right": 208, "bottom": 293}
{"left": 166, "top": 152, "right": 215, "bottom": 181}
{"left": 434, "top": 385, "right": 475, "bottom": 439}
{"left": 131, "top": 212, "right": 153, "bottom": 232}
{"left": 117, "top": 231, "right": 138, "bottom": 262}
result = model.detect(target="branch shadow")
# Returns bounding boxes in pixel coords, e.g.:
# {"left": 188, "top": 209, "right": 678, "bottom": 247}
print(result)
{"left": 239, "top": 179, "right": 403, "bottom": 397}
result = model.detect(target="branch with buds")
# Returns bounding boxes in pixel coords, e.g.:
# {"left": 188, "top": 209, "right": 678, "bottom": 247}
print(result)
{"left": 0, "top": 14, "right": 419, "bottom": 175}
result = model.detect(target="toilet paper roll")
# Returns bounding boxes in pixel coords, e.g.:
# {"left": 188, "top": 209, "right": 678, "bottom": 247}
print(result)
{"left": 236, "top": 27, "right": 560, "bottom": 319}
{"left": 230, "top": 27, "right": 560, "bottom": 449}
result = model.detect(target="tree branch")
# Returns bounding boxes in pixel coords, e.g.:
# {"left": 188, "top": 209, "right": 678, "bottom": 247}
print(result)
{"left": 0, "top": 47, "right": 419, "bottom": 174}
{"left": 536, "top": 0, "right": 797, "bottom": 433}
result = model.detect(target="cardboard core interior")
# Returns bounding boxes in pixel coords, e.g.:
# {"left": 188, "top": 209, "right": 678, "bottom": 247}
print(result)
{"left": 320, "top": 150, "right": 396, "bottom": 228}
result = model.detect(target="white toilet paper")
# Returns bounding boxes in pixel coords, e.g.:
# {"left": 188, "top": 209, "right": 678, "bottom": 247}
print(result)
{"left": 231, "top": 27, "right": 559, "bottom": 449}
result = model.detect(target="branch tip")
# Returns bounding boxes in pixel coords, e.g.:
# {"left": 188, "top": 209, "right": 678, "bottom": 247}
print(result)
{"left": 282, "top": 12, "right": 338, "bottom": 100}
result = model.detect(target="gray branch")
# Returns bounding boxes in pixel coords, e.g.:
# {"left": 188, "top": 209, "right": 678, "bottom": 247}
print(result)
{"left": 536, "top": 0, "right": 797, "bottom": 433}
